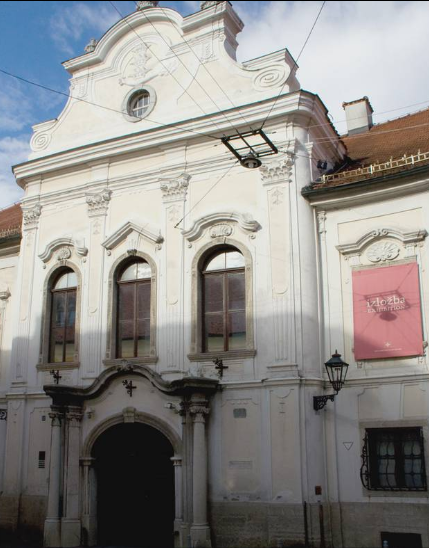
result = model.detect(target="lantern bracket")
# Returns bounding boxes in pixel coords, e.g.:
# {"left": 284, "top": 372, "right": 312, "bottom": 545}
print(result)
{"left": 221, "top": 129, "right": 278, "bottom": 168}
{"left": 313, "top": 393, "right": 336, "bottom": 411}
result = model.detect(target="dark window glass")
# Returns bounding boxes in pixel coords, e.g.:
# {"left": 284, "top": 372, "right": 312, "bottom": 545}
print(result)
{"left": 360, "top": 427, "right": 427, "bottom": 491}
{"left": 202, "top": 249, "right": 246, "bottom": 352}
{"left": 117, "top": 260, "right": 151, "bottom": 358}
{"left": 49, "top": 269, "right": 77, "bottom": 363}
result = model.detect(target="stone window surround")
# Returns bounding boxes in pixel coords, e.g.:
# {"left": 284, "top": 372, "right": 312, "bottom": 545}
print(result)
{"left": 359, "top": 419, "right": 429, "bottom": 498}
{"left": 103, "top": 251, "right": 158, "bottom": 366}
{"left": 188, "top": 238, "right": 255, "bottom": 362}
{"left": 121, "top": 85, "right": 157, "bottom": 123}
{"left": 38, "top": 261, "right": 82, "bottom": 370}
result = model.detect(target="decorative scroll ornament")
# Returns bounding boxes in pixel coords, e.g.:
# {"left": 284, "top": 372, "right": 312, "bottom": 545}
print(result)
{"left": 23, "top": 204, "right": 42, "bottom": 229}
{"left": 210, "top": 224, "right": 233, "bottom": 239}
{"left": 0, "top": 409, "right": 8, "bottom": 421}
{"left": 160, "top": 173, "right": 191, "bottom": 203}
{"left": 367, "top": 241, "right": 400, "bottom": 263}
{"left": 253, "top": 65, "right": 288, "bottom": 92}
{"left": 56, "top": 247, "right": 72, "bottom": 261}
{"left": 86, "top": 189, "right": 112, "bottom": 217}
{"left": 30, "top": 132, "right": 51, "bottom": 151}
{"left": 119, "top": 41, "right": 178, "bottom": 87}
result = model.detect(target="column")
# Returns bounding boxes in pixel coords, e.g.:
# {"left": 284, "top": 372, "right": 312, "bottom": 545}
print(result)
{"left": 44, "top": 409, "right": 63, "bottom": 548}
{"left": 61, "top": 406, "right": 83, "bottom": 547}
{"left": 81, "top": 457, "right": 97, "bottom": 547}
{"left": 171, "top": 456, "right": 183, "bottom": 548}
{"left": 190, "top": 395, "right": 211, "bottom": 548}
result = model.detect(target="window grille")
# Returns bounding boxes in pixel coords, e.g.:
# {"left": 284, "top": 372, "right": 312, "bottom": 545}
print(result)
{"left": 360, "top": 427, "right": 427, "bottom": 491}
{"left": 38, "top": 451, "right": 46, "bottom": 469}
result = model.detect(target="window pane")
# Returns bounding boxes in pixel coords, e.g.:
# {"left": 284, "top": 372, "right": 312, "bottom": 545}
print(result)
{"left": 54, "top": 271, "right": 77, "bottom": 289}
{"left": 228, "top": 272, "right": 245, "bottom": 311}
{"left": 118, "top": 320, "right": 134, "bottom": 358}
{"left": 119, "top": 285, "right": 135, "bottom": 321}
{"left": 228, "top": 311, "right": 246, "bottom": 350}
{"left": 120, "top": 264, "right": 138, "bottom": 282}
{"left": 67, "top": 291, "right": 76, "bottom": 327}
{"left": 204, "top": 314, "right": 224, "bottom": 352}
{"left": 205, "top": 253, "right": 226, "bottom": 272}
{"left": 137, "top": 319, "right": 150, "bottom": 356}
{"left": 137, "top": 283, "right": 151, "bottom": 320}
{"left": 226, "top": 251, "right": 245, "bottom": 269}
{"left": 137, "top": 262, "right": 151, "bottom": 279}
{"left": 52, "top": 293, "right": 66, "bottom": 327}
{"left": 204, "top": 275, "right": 223, "bottom": 313}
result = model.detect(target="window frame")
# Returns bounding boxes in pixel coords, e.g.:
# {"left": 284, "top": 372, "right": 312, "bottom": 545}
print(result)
{"left": 122, "top": 86, "right": 157, "bottom": 123}
{"left": 201, "top": 249, "right": 246, "bottom": 353}
{"left": 360, "top": 426, "right": 427, "bottom": 492}
{"left": 104, "top": 252, "right": 158, "bottom": 366}
{"left": 188, "top": 239, "right": 255, "bottom": 361}
{"left": 39, "top": 262, "right": 81, "bottom": 369}
{"left": 116, "top": 259, "right": 152, "bottom": 359}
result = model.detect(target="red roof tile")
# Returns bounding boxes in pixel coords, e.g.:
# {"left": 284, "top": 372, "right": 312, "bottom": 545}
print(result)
{"left": 0, "top": 204, "right": 22, "bottom": 238}
{"left": 343, "top": 107, "right": 429, "bottom": 167}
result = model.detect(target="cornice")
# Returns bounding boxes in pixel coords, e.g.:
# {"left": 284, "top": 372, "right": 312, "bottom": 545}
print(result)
{"left": 13, "top": 92, "right": 339, "bottom": 187}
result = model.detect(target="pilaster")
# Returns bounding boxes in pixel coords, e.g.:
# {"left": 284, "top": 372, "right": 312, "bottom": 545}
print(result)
{"left": 81, "top": 187, "right": 111, "bottom": 378}
{"left": 159, "top": 173, "right": 190, "bottom": 372}
{"left": 260, "top": 151, "right": 296, "bottom": 365}
{"left": 11, "top": 203, "right": 41, "bottom": 384}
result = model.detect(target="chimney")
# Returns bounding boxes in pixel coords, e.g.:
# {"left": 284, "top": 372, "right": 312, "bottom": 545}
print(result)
{"left": 342, "top": 96, "right": 373, "bottom": 135}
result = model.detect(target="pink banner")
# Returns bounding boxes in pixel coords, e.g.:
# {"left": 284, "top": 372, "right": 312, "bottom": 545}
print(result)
{"left": 353, "top": 262, "right": 424, "bottom": 360}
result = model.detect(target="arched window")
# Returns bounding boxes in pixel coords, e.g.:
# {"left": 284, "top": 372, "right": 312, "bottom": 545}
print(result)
{"left": 117, "top": 259, "right": 152, "bottom": 358}
{"left": 202, "top": 248, "right": 246, "bottom": 352}
{"left": 49, "top": 269, "right": 77, "bottom": 363}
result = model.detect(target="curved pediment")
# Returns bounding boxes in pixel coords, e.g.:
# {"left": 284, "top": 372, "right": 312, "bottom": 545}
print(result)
{"left": 39, "top": 238, "right": 88, "bottom": 263}
{"left": 44, "top": 363, "right": 219, "bottom": 404}
{"left": 183, "top": 212, "right": 261, "bottom": 243}
{"left": 336, "top": 227, "right": 427, "bottom": 256}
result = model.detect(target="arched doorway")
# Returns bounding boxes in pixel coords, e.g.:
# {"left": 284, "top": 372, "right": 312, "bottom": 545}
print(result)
{"left": 92, "top": 422, "right": 175, "bottom": 548}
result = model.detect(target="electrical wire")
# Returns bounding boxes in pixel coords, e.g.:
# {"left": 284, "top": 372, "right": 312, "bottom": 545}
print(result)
{"left": 174, "top": 161, "right": 238, "bottom": 229}
{"left": 260, "top": 0, "right": 326, "bottom": 130}
{"left": 133, "top": 1, "right": 250, "bottom": 136}
{"left": 141, "top": 2, "right": 255, "bottom": 131}
{"left": 0, "top": 67, "right": 220, "bottom": 141}
{"left": 108, "top": 1, "right": 228, "bottom": 134}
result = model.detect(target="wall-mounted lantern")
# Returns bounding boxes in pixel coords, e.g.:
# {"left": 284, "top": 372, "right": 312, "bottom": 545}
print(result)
{"left": 314, "top": 351, "right": 349, "bottom": 411}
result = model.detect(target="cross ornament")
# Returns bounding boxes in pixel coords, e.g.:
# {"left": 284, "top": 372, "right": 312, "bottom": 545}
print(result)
{"left": 122, "top": 379, "right": 137, "bottom": 397}
{"left": 50, "top": 370, "right": 62, "bottom": 385}
{"left": 213, "top": 358, "right": 228, "bottom": 378}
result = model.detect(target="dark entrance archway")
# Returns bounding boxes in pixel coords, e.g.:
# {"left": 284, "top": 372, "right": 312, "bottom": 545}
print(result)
{"left": 92, "top": 422, "right": 175, "bottom": 548}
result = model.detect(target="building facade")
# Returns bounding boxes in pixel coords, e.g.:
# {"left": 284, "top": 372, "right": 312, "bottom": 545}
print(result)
{"left": 0, "top": 2, "right": 428, "bottom": 548}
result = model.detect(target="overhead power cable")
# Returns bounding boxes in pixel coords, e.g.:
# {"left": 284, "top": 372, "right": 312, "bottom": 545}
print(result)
{"left": 133, "top": 1, "right": 250, "bottom": 136}
{"left": 137, "top": 1, "right": 255, "bottom": 131}
{"left": 108, "top": 1, "right": 229, "bottom": 135}
{"left": 174, "top": 161, "right": 238, "bottom": 229}
{"left": 0, "top": 67, "right": 220, "bottom": 141}
{"left": 260, "top": 0, "right": 326, "bottom": 130}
